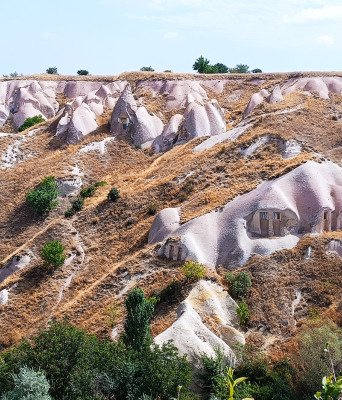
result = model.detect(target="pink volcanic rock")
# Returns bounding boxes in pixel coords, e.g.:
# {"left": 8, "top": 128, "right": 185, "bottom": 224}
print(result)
{"left": 110, "top": 84, "right": 138, "bottom": 136}
{"left": 137, "top": 80, "right": 208, "bottom": 110}
{"left": 66, "top": 103, "right": 98, "bottom": 144}
{"left": 269, "top": 84, "right": 283, "bottom": 104}
{"left": 243, "top": 89, "right": 269, "bottom": 118}
{"left": 281, "top": 77, "right": 342, "bottom": 99}
{"left": 131, "top": 107, "right": 164, "bottom": 147}
{"left": 149, "top": 161, "right": 342, "bottom": 267}
{"left": 153, "top": 114, "right": 183, "bottom": 152}
{"left": 201, "top": 80, "right": 228, "bottom": 94}
{"left": 182, "top": 100, "right": 226, "bottom": 140}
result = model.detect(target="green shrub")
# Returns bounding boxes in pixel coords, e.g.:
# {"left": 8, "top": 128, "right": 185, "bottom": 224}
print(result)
{"left": 94, "top": 181, "right": 107, "bottom": 187}
{"left": 229, "top": 64, "right": 250, "bottom": 73}
{"left": 224, "top": 271, "right": 251, "bottom": 300}
{"left": 77, "top": 69, "right": 89, "bottom": 75}
{"left": 315, "top": 375, "right": 342, "bottom": 400}
{"left": 64, "top": 208, "right": 75, "bottom": 218}
{"left": 147, "top": 202, "right": 157, "bottom": 215}
{"left": 40, "top": 240, "right": 66, "bottom": 268}
{"left": 140, "top": 66, "right": 155, "bottom": 71}
{"left": 46, "top": 67, "right": 57, "bottom": 74}
{"left": 26, "top": 176, "right": 59, "bottom": 214}
{"left": 236, "top": 301, "right": 249, "bottom": 325}
{"left": 18, "top": 115, "right": 45, "bottom": 132}
{"left": 251, "top": 68, "right": 262, "bottom": 73}
{"left": 71, "top": 198, "right": 84, "bottom": 212}
{"left": 80, "top": 186, "right": 96, "bottom": 198}
{"left": 181, "top": 261, "right": 206, "bottom": 280}
{"left": 193, "top": 56, "right": 210, "bottom": 73}
{"left": 295, "top": 320, "right": 342, "bottom": 395}
{"left": 108, "top": 188, "right": 120, "bottom": 202}
{"left": 1, "top": 366, "right": 51, "bottom": 400}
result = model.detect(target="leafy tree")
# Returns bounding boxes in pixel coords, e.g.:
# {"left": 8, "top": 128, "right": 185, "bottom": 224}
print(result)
{"left": 205, "top": 65, "right": 219, "bottom": 74}
{"left": 46, "top": 67, "right": 58, "bottom": 74}
{"left": 77, "top": 69, "right": 89, "bottom": 75}
{"left": 192, "top": 56, "right": 210, "bottom": 73}
{"left": 229, "top": 64, "right": 250, "bottom": 73}
{"left": 40, "top": 240, "right": 66, "bottom": 268}
{"left": 251, "top": 68, "right": 262, "bottom": 73}
{"left": 108, "top": 188, "right": 120, "bottom": 202}
{"left": 123, "top": 287, "right": 157, "bottom": 351}
{"left": 26, "top": 176, "right": 59, "bottom": 214}
{"left": 214, "top": 63, "right": 229, "bottom": 73}
{"left": 1, "top": 366, "right": 51, "bottom": 400}
{"left": 140, "top": 66, "right": 155, "bottom": 71}
{"left": 18, "top": 115, "right": 45, "bottom": 132}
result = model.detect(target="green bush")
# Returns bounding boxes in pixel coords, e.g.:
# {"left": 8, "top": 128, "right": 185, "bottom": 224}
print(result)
{"left": 18, "top": 115, "right": 45, "bottom": 132}
{"left": 64, "top": 208, "right": 75, "bottom": 218}
{"left": 26, "top": 176, "right": 59, "bottom": 214}
{"left": 181, "top": 261, "right": 206, "bottom": 280}
{"left": 108, "top": 188, "right": 120, "bottom": 202}
{"left": 40, "top": 240, "right": 66, "bottom": 268}
{"left": 77, "top": 69, "right": 89, "bottom": 75}
{"left": 236, "top": 301, "right": 249, "bottom": 325}
{"left": 46, "top": 67, "right": 57, "bottom": 74}
{"left": 94, "top": 181, "right": 107, "bottom": 187}
{"left": 251, "top": 68, "right": 262, "bottom": 73}
{"left": 229, "top": 64, "right": 250, "bottom": 73}
{"left": 193, "top": 56, "right": 210, "bottom": 73}
{"left": 80, "top": 186, "right": 96, "bottom": 198}
{"left": 71, "top": 198, "right": 84, "bottom": 212}
{"left": 1, "top": 366, "right": 51, "bottom": 400}
{"left": 295, "top": 320, "right": 342, "bottom": 395}
{"left": 224, "top": 271, "right": 251, "bottom": 300}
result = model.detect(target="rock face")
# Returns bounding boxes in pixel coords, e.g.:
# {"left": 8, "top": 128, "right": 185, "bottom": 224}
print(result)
{"left": 155, "top": 280, "right": 244, "bottom": 388}
{"left": 149, "top": 161, "right": 342, "bottom": 267}
{"left": 269, "top": 84, "right": 283, "bottom": 104}
{"left": 0, "top": 253, "right": 32, "bottom": 284}
{"left": 243, "top": 89, "right": 269, "bottom": 118}
{"left": 110, "top": 84, "right": 164, "bottom": 148}
{"left": 137, "top": 80, "right": 208, "bottom": 110}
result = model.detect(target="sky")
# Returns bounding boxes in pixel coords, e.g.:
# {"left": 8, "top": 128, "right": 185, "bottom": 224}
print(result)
{"left": 1, "top": 0, "right": 342, "bottom": 75}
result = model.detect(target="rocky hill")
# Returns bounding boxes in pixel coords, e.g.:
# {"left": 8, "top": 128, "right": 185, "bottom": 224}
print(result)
{"left": 1, "top": 71, "right": 342, "bottom": 380}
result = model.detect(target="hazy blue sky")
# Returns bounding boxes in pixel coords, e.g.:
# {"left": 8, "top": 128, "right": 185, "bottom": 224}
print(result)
{"left": 1, "top": 0, "right": 341, "bottom": 75}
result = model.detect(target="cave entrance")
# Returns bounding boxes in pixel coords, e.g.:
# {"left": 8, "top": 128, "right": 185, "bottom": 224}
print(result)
{"left": 273, "top": 212, "right": 281, "bottom": 236}
{"left": 323, "top": 210, "right": 331, "bottom": 232}
{"left": 169, "top": 245, "right": 174, "bottom": 259}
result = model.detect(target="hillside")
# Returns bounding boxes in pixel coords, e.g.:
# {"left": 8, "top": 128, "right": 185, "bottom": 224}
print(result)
{"left": 1, "top": 71, "right": 342, "bottom": 385}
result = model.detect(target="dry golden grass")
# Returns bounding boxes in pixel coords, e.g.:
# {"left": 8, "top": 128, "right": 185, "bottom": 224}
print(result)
{"left": 2, "top": 72, "right": 342, "bottom": 352}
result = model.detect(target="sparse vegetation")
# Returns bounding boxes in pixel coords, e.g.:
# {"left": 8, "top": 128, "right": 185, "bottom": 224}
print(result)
{"left": 181, "top": 261, "right": 206, "bottom": 280}
{"left": 229, "top": 64, "right": 250, "bottom": 73}
{"left": 108, "top": 187, "right": 120, "bottom": 202}
{"left": 2, "top": 71, "right": 23, "bottom": 78}
{"left": 77, "top": 69, "right": 89, "bottom": 75}
{"left": 18, "top": 115, "right": 45, "bottom": 132}
{"left": 40, "top": 240, "right": 66, "bottom": 268}
{"left": 80, "top": 186, "right": 96, "bottom": 198}
{"left": 236, "top": 301, "right": 249, "bottom": 325}
{"left": 46, "top": 67, "right": 58, "bottom": 74}
{"left": 140, "top": 66, "right": 155, "bottom": 71}
{"left": 71, "top": 198, "right": 84, "bottom": 211}
{"left": 224, "top": 271, "right": 252, "bottom": 300}
{"left": 147, "top": 202, "right": 157, "bottom": 215}
{"left": 26, "top": 176, "right": 59, "bottom": 214}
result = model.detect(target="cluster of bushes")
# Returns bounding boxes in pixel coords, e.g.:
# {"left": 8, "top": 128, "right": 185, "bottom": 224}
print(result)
{"left": 65, "top": 181, "right": 108, "bottom": 218}
{"left": 45, "top": 67, "right": 90, "bottom": 75}
{"left": 225, "top": 271, "right": 252, "bottom": 325}
{"left": 192, "top": 56, "right": 262, "bottom": 74}
{"left": 0, "top": 288, "right": 192, "bottom": 400}
{"left": 201, "top": 346, "right": 295, "bottom": 400}
{"left": 18, "top": 115, "right": 45, "bottom": 132}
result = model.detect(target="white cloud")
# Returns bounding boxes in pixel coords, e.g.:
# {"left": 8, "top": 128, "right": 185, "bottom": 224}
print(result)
{"left": 287, "top": 5, "right": 342, "bottom": 23}
{"left": 163, "top": 32, "right": 180, "bottom": 40}
{"left": 316, "top": 35, "right": 334, "bottom": 45}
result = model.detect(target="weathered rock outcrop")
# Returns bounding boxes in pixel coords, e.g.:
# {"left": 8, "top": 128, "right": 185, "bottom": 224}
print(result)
{"left": 155, "top": 280, "right": 244, "bottom": 384}
{"left": 150, "top": 161, "right": 342, "bottom": 267}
